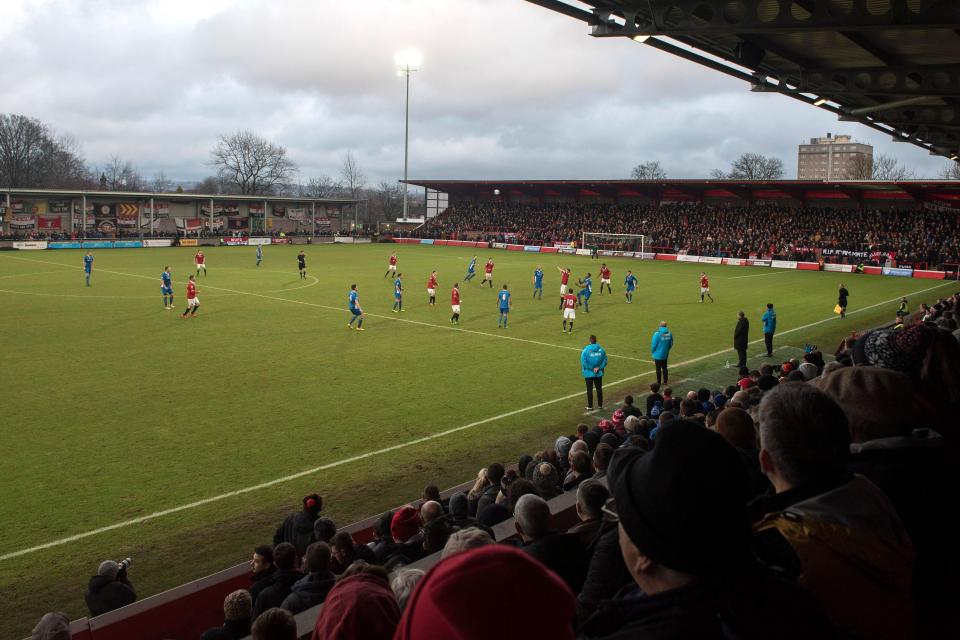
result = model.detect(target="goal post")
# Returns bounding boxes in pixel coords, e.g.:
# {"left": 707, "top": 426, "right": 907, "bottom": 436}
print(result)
{"left": 581, "top": 232, "right": 647, "bottom": 254}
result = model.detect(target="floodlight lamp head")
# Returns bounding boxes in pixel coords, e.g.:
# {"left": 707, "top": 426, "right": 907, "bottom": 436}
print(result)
{"left": 394, "top": 49, "right": 423, "bottom": 69}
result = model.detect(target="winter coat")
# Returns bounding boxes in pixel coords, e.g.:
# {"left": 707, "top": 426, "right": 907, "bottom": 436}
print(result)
{"left": 84, "top": 575, "right": 136, "bottom": 617}
{"left": 581, "top": 343, "right": 608, "bottom": 378}
{"left": 650, "top": 326, "right": 674, "bottom": 360}
{"left": 274, "top": 510, "right": 317, "bottom": 557}
{"left": 281, "top": 570, "right": 336, "bottom": 614}
{"left": 200, "top": 618, "right": 251, "bottom": 640}
{"left": 761, "top": 309, "right": 777, "bottom": 334}
{"left": 248, "top": 566, "right": 276, "bottom": 606}
{"left": 253, "top": 569, "right": 304, "bottom": 618}
{"left": 751, "top": 475, "right": 916, "bottom": 640}
{"left": 734, "top": 317, "right": 749, "bottom": 350}
{"left": 578, "top": 568, "right": 836, "bottom": 640}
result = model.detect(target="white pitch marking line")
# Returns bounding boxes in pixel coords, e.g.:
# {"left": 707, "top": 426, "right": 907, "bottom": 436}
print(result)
{"left": 0, "top": 254, "right": 653, "bottom": 364}
{"left": 729, "top": 270, "right": 794, "bottom": 279}
{"left": 0, "top": 262, "right": 953, "bottom": 560}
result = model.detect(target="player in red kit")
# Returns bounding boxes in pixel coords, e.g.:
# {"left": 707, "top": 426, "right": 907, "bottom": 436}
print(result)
{"left": 482, "top": 258, "right": 495, "bottom": 288}
{"left": 195, "top": 250, "right": 206, "bottom": 277}
{"left": 181, "top": 275, "right": 200, "bottom": 317}
{"left": 427, "top": 271, "right": 438, "bottom": 306}
{"left": 384, "top": 254, "right": 398, "bottom": 278}
{"left": 557, "top": 266, "right": 572, "bottom": 309}
{"left": 450, "top": 283, "right": 462, "bottom": 324}
{"left": 599, "top": 264, "right": 612, "bottom": 294}
{"left": 699, "top": 272, "right": 714, "bottom": 303}
{"left": 562, "top": 291, "right": 578, "bottom": 333}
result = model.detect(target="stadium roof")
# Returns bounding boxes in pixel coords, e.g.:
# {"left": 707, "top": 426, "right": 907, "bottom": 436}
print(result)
{"left": 0, "top": 188, "right": 362, "bottom": 205}
{"left": 403, "top": 178, "right": 960, "bottom": 204}
{"left": 525, "top": 0, "right": 960, "bottom": 162}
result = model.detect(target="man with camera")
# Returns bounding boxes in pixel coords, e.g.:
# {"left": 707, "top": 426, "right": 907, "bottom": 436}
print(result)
{"left": 85, "top": 557, "right": 137, "bottom": 617}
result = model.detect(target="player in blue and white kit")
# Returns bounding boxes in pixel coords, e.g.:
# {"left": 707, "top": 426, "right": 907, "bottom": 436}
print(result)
{"left": 624, "top": 270, "right": 638, "bottom": 304}
{"left": 347, "top": 284, "right": 365, "bottom": 330}
{"left": 532, "top": 266, "right": 544, "bottom": 299}
{"left": 497, "top": 284, "right": 512, "bottom": 329}
{"left": 160, "top": 266, "right": 174, "bottom": 309}
{"left": 256, "top": 244, "right": 262, "bottom": 267}
{"left": 577, "top": 273, "right": 593, "bottom": 312}
{"left": 83, "top": 252, "right": 94, "bottom": 286}
{"left": 392, "top": 273, "right": 404, "bottom": 312}
{"left": 464, "top": 256, "right": 478, "bottom": 283}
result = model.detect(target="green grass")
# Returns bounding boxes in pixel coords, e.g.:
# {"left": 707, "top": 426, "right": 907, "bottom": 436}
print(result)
{"left": 0, "top": 243, "right": 953, "bottom": 636}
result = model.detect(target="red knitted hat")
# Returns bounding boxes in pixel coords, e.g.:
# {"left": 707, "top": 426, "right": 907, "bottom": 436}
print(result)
{"left": 390, "top": 505, "right": 420, "bottom": 543}
{"left": 393, "top": 545, "right": 575, "bottom": 640}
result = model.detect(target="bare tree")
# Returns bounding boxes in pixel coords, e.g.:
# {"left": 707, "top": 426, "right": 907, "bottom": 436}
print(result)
{"left": 0, "top": 113, "right": 92, "bottom": 188}
{"left": 939, "top": 162, "right": 960, "bottom": 180}
{"left": 210, "top": 130, "right": 298, "bottom": 195}
{"left": 339, "top": 151, "right": 366, "bottom": 198}
{"left": 151, "top": 171, "right": 173, "bottom": 193}
{"left": 300, "top": 174, "right": 344, "bottom": 198}
{"left": 849, "top": 154, "right": 873, "bottom": 180}
{"left": 374, "top": 181, "right": 404, "bottom": 221}
{"left": 871, "top": 153, "right": 914, "bottom": 180}
{"left": 630, "top": 161, "right": 667, "bottom": 180}
{"left": 191, "top": 175, "right": 231, "bottom": 195}
{"left": 99, "top": 155, "right": 145, "bottom": 191}
{"left": 339, "top": 151, "right": 367, "bottom": 225}
{"left": 712, "top": 153, "right": 784, "bottom": 180}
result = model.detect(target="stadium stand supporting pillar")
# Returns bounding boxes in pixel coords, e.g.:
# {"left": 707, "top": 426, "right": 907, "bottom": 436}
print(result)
{"left": 209, "top": 198, "right": 214, "bottom": 235}
{"left": 312, "top": 201, "right": 316, "bottom": 236}
{"left": 81, "top": 193, "right": 86, "bottom": 240}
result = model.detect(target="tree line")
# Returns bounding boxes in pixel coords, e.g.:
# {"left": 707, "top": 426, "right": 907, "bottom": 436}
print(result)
{"left": 0, "top": 113, "right": 413, "bottom": 223}
{"left": 633, "top": 151, "right": 958, "bottom": 181}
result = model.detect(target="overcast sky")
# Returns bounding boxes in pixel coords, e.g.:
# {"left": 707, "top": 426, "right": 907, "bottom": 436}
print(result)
{"left": 0, "top": 0, "right": 952, "bottom": 186}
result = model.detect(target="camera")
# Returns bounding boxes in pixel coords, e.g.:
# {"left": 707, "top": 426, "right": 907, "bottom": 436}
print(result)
{"left": 118, "top": 557, "right": 132, "bottom": 571}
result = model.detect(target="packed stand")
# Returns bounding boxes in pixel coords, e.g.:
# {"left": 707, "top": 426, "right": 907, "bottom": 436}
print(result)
{"left": 422, "top": 201, "right": 960, "bottom": 269}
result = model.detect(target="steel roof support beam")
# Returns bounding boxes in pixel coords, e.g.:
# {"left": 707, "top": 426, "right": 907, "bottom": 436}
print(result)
{"left": 800, "top": 65, "right": 960, "bottom": 97}
{"left": 588, "top": 0, "right": 960, "bottom": 38}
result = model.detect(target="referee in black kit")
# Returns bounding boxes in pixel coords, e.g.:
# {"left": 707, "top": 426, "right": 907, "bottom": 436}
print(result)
{"left": 838, "top": 283, "right": 849, "bottom": 319}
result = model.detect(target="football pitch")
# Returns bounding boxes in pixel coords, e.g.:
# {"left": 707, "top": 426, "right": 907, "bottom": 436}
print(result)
{"left": 0, "top": 243, "right": 954, "bottom": 635}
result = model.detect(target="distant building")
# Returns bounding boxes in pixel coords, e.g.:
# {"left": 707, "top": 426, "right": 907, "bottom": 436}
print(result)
{"left": 797, "top": 133, "right": 873, "bottom": 180}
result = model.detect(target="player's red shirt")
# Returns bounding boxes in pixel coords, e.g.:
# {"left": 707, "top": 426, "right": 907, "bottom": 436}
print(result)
{"left": 389, "top": 255, "right": 397, "bottom": 265}
{"left": 485, "top": 260, "right": 494, "bottom": 274}
{"left": 428, "top": 275, "right": 437, "bottom": 289}
{"left": 187, "top": 281, "right": 197, "bottom": 298}
{"left": 563, "top": 293, "right": 577, "bottom": 309}
{"left": 700, "top": 275, "right": 709, "bottom": 288}
{"left": 561, "top": 270, "right": 570, "bottom": 285}
{"left": 451, "top": 288, "right": 460, "bottom": 304}
{"left": 195, "top": 252, "right": 204, "bottom": 265}
{"left": 601, "top": 267, "right": 611, "bottom": 279}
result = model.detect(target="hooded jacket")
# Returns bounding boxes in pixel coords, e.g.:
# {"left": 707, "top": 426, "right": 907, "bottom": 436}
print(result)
{"left": 650, "top": 326, "right": 674, "bottom": 361}
{"left": 84, "top": 575, "right": 136, "bottom": 617}
{"left": 253, "top": 569, "right": 304, "bottom": 618}
{"left": 761, "top": 308, "right": 777, "bottom": 334}
{"left": 581, "top": 343, "right": 608, "bottom": 378}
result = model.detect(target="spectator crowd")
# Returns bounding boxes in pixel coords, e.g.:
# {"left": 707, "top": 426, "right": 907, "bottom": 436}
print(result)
{"left": 422, "top": 201, "right": 960, "bottom": 269}
{"left": 29, "top": 292, "right": 960, "bottom": 640}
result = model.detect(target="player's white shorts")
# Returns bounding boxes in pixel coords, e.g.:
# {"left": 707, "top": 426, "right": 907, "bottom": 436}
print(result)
{"left": 700, "top": 287, "right": 710, "bottom": 294}
{"left": 601, "top": 278, "right": 611, "bottom": 284}
{"left": 388, "top": 264, "right": 397, "bottom": 271}
{"left": 196, "top": 263, "right": 205, "bottom": 270}
{"left": 188, "top": 296, "right": 199, "bottom": 307}
{"left": 451, "top": 304, "right": 461, "bottom": 314}
{"left": 427, "top": 288, "right": 435, "bottom": 296}
{"left": 483, "top": 272, "right": 492, "bottom": 280}
{"left": 560, "top": 284, "right": 568, "bottom": 294}
{"left": 563, "top": 308, "right": 576, "bottom": 320}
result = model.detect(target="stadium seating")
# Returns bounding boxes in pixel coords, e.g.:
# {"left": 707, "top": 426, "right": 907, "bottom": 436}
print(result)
{"left": 423, "top": 202, "right": 960, "bottom": 269}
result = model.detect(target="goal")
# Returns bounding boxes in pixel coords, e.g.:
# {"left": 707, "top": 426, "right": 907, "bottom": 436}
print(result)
{"left": 581, "top": 232, "right": 647, "bottom": 254}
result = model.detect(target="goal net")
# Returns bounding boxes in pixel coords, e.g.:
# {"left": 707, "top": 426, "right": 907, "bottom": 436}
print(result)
{"left": 581, "top": 232, "right": 647, "bottom": 254}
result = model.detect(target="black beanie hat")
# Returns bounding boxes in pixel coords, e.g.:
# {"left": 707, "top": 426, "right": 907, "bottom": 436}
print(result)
{"left": 608, "top": 419, "right": 752, "bottom": 576}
